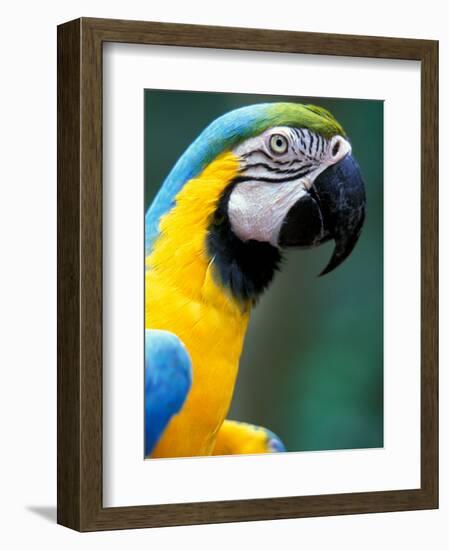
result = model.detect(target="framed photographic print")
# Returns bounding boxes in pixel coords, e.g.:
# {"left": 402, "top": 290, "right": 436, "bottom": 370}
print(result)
{"left": 57, "top": 17, "right": 438, "bottom": 531}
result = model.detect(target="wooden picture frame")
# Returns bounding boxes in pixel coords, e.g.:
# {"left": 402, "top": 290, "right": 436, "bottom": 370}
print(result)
{"left": 57, "top": 17, "right": 438, "bottom": 531}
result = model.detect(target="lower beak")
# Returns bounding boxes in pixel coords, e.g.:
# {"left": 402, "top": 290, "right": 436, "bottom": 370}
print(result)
{"left": 277, "top": 154, "right": 366, "bottom": 275}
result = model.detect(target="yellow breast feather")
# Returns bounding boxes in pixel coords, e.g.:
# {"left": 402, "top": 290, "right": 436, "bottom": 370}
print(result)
{"left": 146, "top": 152, "right": 251, "bottom": 457}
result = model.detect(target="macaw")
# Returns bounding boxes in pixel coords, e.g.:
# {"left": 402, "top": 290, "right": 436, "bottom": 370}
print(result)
{"left": 145, "top": 102, "right": 365, "bottom": 458}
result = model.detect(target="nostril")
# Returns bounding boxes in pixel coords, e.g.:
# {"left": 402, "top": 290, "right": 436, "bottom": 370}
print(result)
{"left": 332, "top": 139, "right": 340, "bottom": 157}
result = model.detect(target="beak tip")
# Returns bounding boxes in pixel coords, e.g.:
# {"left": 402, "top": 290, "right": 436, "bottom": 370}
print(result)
{"left": 318, "top": 223, "right": 365, "bottom": 278}
{"left": 318, "top": 257, "right": 340, "bottom": 277}
{"left": 318, "top": 267, "right": 331, "bottom": 277}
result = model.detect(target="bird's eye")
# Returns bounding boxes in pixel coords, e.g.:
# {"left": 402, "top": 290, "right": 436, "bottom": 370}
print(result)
{"left": 269, "top": 134, "right": 288, "bottom": 155}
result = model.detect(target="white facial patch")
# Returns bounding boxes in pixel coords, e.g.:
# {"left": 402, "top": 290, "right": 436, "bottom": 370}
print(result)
{"left": 228, "top": 127, "right": 351, "bottom": 246}
{"left": 228, "top": 178, "right": 308, "bottom": 246}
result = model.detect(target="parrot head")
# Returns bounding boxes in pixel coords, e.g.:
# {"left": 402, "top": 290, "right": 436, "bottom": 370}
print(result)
{"left": 147, "top": 102, "right": 366, "bottom": 303}
{"left": 221, "top": 110, "right": 365, "bottom": 276}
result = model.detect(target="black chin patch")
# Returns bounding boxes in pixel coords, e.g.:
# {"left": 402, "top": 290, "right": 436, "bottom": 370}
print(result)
{"left": 206, "top": 180, "right": 282, "bottom": 304}
{"left": 278, "top": 194, "right": 326, "bottom": 248}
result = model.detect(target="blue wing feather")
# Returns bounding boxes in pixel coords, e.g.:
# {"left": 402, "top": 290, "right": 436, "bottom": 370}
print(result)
{"left": 145, "top": 329, "right": 192, "bottom": 456}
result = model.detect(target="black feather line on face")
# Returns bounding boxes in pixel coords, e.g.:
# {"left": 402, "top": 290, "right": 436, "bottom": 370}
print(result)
{"left": 206, "top": 179, "right": 282, "bottom": 305}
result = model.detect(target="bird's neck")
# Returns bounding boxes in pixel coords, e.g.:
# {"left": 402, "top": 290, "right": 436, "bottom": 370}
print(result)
{"left": 148, "top": 151, "right": 282, "bottom": 313}
{"left": 206, "top": 180, "right": 282, "bottom": 304}
{"left": 147, "top": 152, "right": 248, "bottom": 316}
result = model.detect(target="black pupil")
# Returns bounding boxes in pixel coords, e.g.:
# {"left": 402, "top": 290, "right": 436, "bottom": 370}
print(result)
{"left": 276, "top": 138, "right": 283, "bottom": 148}
{"left": 332, "top": 141, "right": 340, "bottom": 156}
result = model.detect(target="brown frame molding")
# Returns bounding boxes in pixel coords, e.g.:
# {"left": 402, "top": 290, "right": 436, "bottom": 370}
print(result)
{"left": 57, "top": 17, "right": 438, "bottom": 531}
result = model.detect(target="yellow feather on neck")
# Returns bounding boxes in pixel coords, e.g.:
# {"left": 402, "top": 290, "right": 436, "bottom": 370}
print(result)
{"left": 146, "top": 152, "right": 252, "bottom": 457}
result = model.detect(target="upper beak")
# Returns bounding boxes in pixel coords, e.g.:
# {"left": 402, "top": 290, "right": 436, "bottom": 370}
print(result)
{"left": 277, "top": 154, "right": 366, "bottom": 275}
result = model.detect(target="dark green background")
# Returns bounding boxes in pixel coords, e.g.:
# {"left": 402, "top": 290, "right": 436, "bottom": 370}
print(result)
{"left": 145, "top": 89, "right": 384, "bottom": 452}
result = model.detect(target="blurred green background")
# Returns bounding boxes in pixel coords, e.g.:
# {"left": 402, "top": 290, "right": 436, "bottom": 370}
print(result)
{"left": 145, "top": 89, "right": 384, "bottom": 452}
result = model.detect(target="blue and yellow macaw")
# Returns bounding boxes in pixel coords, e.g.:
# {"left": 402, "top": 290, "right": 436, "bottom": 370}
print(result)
{"left": 145, "top": 103, "right": 365, "bottom": 458}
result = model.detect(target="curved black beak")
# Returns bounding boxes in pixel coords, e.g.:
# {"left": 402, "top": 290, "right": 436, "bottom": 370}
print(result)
{"left": 278, "top": 154, "right": 366, "bottom": 275}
